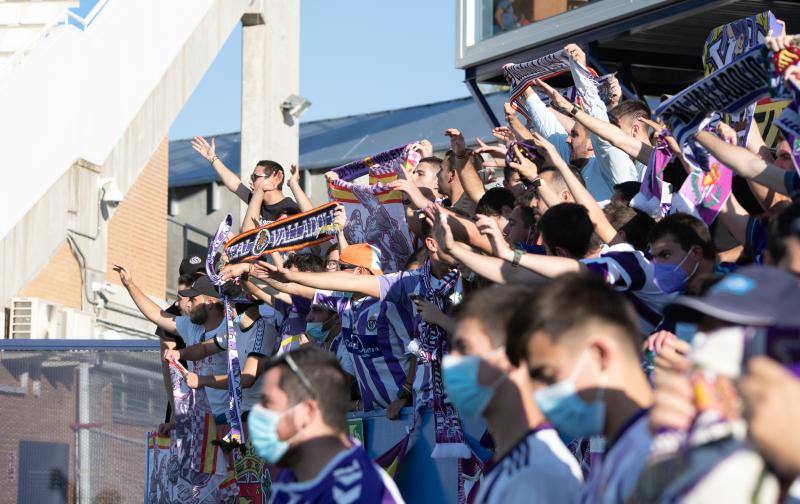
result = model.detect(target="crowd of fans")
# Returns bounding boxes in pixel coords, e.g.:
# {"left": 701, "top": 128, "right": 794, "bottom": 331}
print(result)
{"left": 118, "top": 30, "right": 800, "bottom": 504}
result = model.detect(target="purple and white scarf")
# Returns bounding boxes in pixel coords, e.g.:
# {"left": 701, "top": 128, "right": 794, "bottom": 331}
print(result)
{"left": 630, "top": 134, "right": 673, "bottom": 219}
{"left": 775, "top": 77, "right": 800, "bottom": 178}
{"left": 414, "top": 259, "right": 470, "bottom": 460}
{"left": 702, "top": 11, "right": 781, "bottom": 145}
{"left": 504, "top": 51, "right": 570, "bottom": 123}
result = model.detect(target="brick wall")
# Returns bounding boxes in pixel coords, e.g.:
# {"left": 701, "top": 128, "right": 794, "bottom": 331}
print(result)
{"left": 17, "top": 241, "right": 83, "bottom": 310}
{"left": 16, "top": 138, "right": 169, "bottom": 309}
{"left": 106, "top": 138, "right": 168, "bottom": 300}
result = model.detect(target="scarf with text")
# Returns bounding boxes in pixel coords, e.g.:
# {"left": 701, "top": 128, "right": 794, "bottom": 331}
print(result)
{"left": 702, "top": 11, "right": 781, "bottom": 145}
{"left": 223, "top": 203, "right": 339, "bottom": 264}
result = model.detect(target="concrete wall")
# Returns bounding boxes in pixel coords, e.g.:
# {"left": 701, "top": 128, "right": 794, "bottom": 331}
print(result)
{"left": 165, "top": 183, "right": 241, "bottom": 296}
{"left": 0, "top": 0, "right": 251, "bottom": 335}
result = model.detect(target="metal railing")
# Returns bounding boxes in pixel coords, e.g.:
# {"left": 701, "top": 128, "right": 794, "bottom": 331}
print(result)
{"left": 0, "top": 0, "right": 112, "bottom": 78}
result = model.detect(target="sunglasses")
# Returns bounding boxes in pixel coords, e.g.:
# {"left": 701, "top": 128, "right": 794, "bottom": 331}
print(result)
{"left": 251, "top": 173, "right": 267, "bottom": 182}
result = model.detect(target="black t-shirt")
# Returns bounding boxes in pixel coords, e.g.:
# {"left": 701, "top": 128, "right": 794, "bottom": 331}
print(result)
{"left": 246, "top": 193, "right": 301, "bottom": 222}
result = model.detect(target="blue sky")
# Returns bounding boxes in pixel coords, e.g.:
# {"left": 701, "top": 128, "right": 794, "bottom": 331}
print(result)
{"left": 168, "top": 1, "right": 468, "bottom": 140}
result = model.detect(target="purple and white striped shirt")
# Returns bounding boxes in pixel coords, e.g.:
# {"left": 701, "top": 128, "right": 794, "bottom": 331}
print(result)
{"left": 313, "top": 289, "right": 413, "bottom": 411}
{"left": 582, "top": 243, "right": 678, "bottom": 334}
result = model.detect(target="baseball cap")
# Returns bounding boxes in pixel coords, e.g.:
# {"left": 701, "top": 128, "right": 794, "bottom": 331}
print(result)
{"left": 178, "top": 275, "right": 221, "bottom": 299}
{"left": 179, "top": 255, "right": 206, "bottom": 277}
{"left": 339, "top": 244, "right": 384, "bottom": 275}
{"left": 665, "top": 265, "right": 800, "bottom": 328}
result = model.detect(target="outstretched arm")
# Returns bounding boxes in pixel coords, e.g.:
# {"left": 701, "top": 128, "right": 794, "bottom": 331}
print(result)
{"left": 446, "top": 128, "right": 486, "bottom": 203}
{"left": 113, "top": 264, "right": 177, "bottom": 334}
{"left": 252, "top": 261, "right": 381, "bottom": 298}
{"left": 191, "top": 136, "right": 251, "bottom": 202}
{"left": 695, "top": 131, "right": 788, "bottom": 195}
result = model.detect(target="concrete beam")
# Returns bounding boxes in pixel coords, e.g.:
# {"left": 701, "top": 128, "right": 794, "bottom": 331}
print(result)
{"left": 240, "top": 0, "right": 300, "bottom": 219}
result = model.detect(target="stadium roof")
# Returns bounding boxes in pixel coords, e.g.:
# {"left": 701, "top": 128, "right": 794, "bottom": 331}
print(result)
{"left": 169, "top": 91, "right": 505, "bottom": 188}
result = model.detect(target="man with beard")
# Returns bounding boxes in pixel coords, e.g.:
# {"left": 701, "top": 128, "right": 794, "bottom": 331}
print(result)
{"left": 114, "top": 265, "right": 232, "bottom": 422}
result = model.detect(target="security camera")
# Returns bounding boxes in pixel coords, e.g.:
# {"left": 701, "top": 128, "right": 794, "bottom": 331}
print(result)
{"left": 280, "top": 94, "right": 312, "bottom": 118}
{"left": 98, "top": 178, "right": 124, "bottom": 207}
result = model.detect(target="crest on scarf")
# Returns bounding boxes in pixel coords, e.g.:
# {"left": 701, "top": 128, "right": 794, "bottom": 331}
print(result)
{"left": 328, "top": 145, "right": 419, "bottom": 273}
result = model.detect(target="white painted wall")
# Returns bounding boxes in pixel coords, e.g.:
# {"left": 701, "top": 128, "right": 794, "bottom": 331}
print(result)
{"left": 0, "top": 0, "right": 252, "bottom": 240}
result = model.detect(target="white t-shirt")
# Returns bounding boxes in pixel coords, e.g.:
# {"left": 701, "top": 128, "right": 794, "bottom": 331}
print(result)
{"left": 228, "top": 315, "right": 279, "bottom": 412}
{"left": 175, "top": 316, "right": 229, "bottom": 417}
{"left": 475, "top": 427, "right": 583, "bottom": 504}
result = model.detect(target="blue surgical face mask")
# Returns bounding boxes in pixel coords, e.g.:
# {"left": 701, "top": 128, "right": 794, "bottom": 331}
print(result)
{"left": 442, "top": 353, "right": 506, "bottom": 418}
{"left": 248, "top": 404, "right": 295, "bottom": 464}
{"left": 305, "top": 320, "right": 332, "bottom": 343}
{"left": 653, "top": 250, "right": 699, "bottom": 294}
{"left": 533, "top": 351, "right": 607, "bottom": 442}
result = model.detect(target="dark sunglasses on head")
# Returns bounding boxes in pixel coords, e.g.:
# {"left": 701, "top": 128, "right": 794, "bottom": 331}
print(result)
{"left": 284, "top": 354, "right": 316, "bottom": 398}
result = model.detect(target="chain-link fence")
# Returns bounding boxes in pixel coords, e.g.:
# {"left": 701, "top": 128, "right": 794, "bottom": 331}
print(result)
{"left": 0, "top": 340, "right": 165, "bottom": 504}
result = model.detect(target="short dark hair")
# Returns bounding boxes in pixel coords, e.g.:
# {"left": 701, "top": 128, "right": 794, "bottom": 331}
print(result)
{"left": 506, "top": 273, "right": 641, "bottom": 364}
{"left": 418, "top": 156, "right": 443, "bottom": 173}
{"left": 538, "top": 203, "right": 597, "bottom": 258}
{"left": 609, "top": 100, "right": 651, "bottom": 124}
{"left": 768, "top": 201, "right": 800, "bottom": 263}
{"left": 612, "top": 181, "right": 641, "bottom": 204}
{"left": 603, "top": 200, "right": 655, "bottom": 251}
{"left": 255, "top": 160, "right": 285, "bottom": 189}
{"left": 476, "top": 187, "right": 515, "bottom": 217}
{"left": 285, "top": 253, "right": 325, "bottom": 272}
{"left": 648, "top": 213, "right": 715, "bottom": 260}
{"left": 266, "top": 346, "right": 350, "bottom": 433}
{"left": 455, "top": 284, "right": 538, "bottom": 357}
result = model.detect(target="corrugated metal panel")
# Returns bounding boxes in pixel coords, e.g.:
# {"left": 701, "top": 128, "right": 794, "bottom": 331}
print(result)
{"left": 169, "top": 91, "right": 507, "bottom": 188}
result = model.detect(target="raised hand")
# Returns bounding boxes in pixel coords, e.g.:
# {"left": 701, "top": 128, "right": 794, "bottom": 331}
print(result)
{"left": 252, "top": 260, "right": 290, "bottom": 283}
{"left": 645, "top": 330, "right": 678, "bottom": 354}
{"left": 764, "top": 32, "right": 800, "bottom": 52}
{"left": 429, "top": 204, "right": 455, "bottom": 253}
{"left": 507, "top": 144, "right": 538, "bottom": 181}
{"left": 492, "top": 126, "right": 515, "bottom": 145}
{"left": 219, "top": 263, "right": 250, "bottom": 283}
{"left": 715, "top": 121, "right": 738, "bottom": 145}
{"left": 260, "top": 172, "right": 282, "bottom": 192}
{"left": 185, "top": 372, "right": 202, "bottom": 389}
{"left": 445, "top": 128, "right": 467, "bottom": 158}
{"left": 563, "top": 43, "right": 587, "bottom": 68}
{"left": 289, "top": 164, "right": 301, "bottom": 185}
{"left": 324, "top": 171, "right": 339, "bottom": 182}
{"left": 333, "top": 203, "right": 347, "bottom": 230}
{"left": 608, "top": 76, "right": 622, "bottom": 108}
{"left": 163, "top": 349, "right": 182, "bottom": 363}
{"left": 112, "top": 263, "right": 133, "bottom": 288}
{"left": 503, "top": 102, "right": 518, "bottom": 123}
{"left": 475, "top": 214, "right": 512, "bottom": 259}
{"left": 534, "top": 78, "right": 573, "bottom": 113}
{"left": 388, "top": 179, "right": 430, "bottom": 209}
{"left": 191, "top": 136, "right": 217, "bottom": 162}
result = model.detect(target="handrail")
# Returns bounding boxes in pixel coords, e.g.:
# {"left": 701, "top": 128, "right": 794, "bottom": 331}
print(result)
{"left": 0, "top": 339, "right": 160, "bottom": 351}
{"left": 66, "top": 0, "right": 112, "bottom": 30}
{"left": 0, "top": 0, "right": 112, "bottom": 78}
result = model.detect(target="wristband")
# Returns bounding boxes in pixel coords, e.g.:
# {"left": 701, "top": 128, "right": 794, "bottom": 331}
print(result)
{"left": 512, "top": 248, "right": 524, "bottom": 267}
{"left": 568, "top": 103, "right": 580, "bottom": 116}
{"left": 209, "top": 155, "right": 219, "bottom": 164}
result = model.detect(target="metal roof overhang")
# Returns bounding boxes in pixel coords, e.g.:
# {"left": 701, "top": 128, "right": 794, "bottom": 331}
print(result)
{"left": 464, "top": 0, "right": 800, "bottom": 108}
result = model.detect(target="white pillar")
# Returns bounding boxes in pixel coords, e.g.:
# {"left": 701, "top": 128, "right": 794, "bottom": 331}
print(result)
{"left": 240, "top": 0, "right": 300, "bottom": 219}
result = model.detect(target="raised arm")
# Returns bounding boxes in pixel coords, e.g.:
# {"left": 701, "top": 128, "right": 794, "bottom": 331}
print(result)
{"left": 287, "top": 164, "right": 314, "bottom": 212}
{"left": 522, "top": 86, "right": 571, "bottom": 164}
{"left": 191, "top": 136, "right": 251, "bottom": 202}
{"left": 743, "top": 119, "right": 790, "bottom": 210}
{"left": 528, "top": 133, "right": 618, "bottom": 244}
{"left": 254, "top": 261, "right": 381, "bottom": 298}
{"left": 695, "top": 131, "right": 789, "bottom": 195}
{"left": 446, "top": 128, "right": 486, "bottom": 203}
{"left": 113, "top": 264, "right": 177, "bottom": 334}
